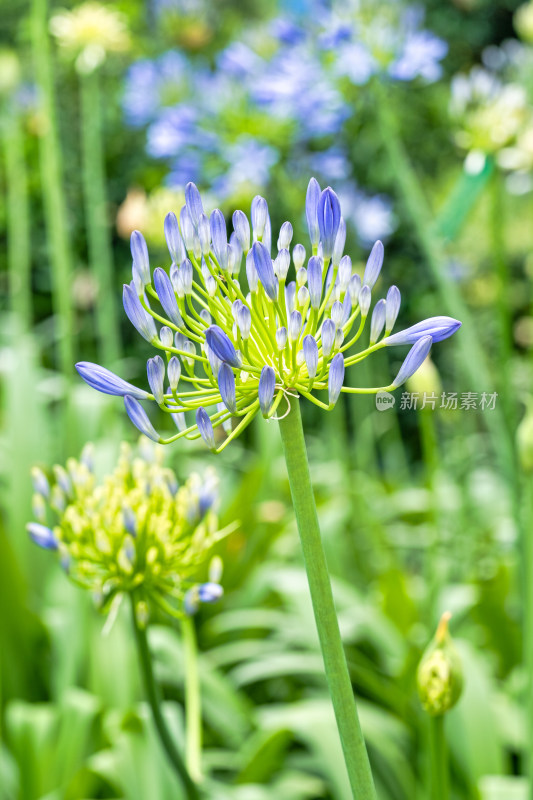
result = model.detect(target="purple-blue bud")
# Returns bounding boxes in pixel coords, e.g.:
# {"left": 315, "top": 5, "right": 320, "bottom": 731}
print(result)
{"left": 363, "top": 241, "right": 384, "bottom": 288}
{"left": 306, "top": 177, "right": 321, "bottom": 246}
{"left": 258, "top": 365, "right": 276, "bottom": 417}
{"left": 251, "top": 195, "right": 268, "bottom": 239}
{"left": 386, "top": 316, "right": 462, "bottom": 346}
{"left": 198, "top": 582, "right": 223, "bottom": 603}
{"left": 303, "top": 335, "right": 319, "bottom": 379}
{"left": 197, "top": 213, "right": 210, "bottom": 254}
{"left": 391, "top": 335, "right": 433, "bottom": 388}
{"left": 385, "top": 286, "right": 401, "bottom": 333}
{"left": 185, "top": 182, "right": 203, "bottom": 227}
{"left": 147, "top": 355, "right": 165, "bottom": 405}
{"left": 233, "top": 210, "right": 250, "bottom": 253}
{"left": 237, "top": 305, "right": 252, "bottom": 339}
{"left": 124, "top": 395, "right": 160, "bottom": 442}
{"left": 218, "top": 363, "right": 237, "bottom": 414}
{"left": 246, "top": 251, "right": 259, "bottom": 292}
{"left": 277, "top": 221, "right": 293, "bottom": 250}
{"left": 153, "top": 267, "right": 184, "bottom": 328}
{"left": 252, "top": 241, "right": 278, "bottom": 301}
{"left": 359, "top": 285, "right": 371, "bottom": 317}
{"left": 317, "top": 187, "right": 341, "bottom": 261}
{"left": 288, "top": 310, "right": 302, "bottom": 341}
{"left": 168, "top": 356, "right": 181, "bottom": 392}
{"left": 164, "top": 212, "right": 185, "bottom": 264}
{"left": 370, "top": 299, "right": 386, "bottom": 344}
{"left": 293, "top": 243, "right": 306, "bottom": 270}
{"left": 205, "top": 325, "right": 241, "bottom": 368}
{"left": 196, "top": 407, "right": 216, "bottom": 450}
{"left": 332, "top": 217, "right": 346, "bottom": 267}
{"left": 130, "top": 230, "right": 151, "bottom": 286}
{"left": 321, "top": 318, "right": 336, "bottom": 357}
{"left": 210, "top": 209, "right": 228, "bottom": 270}
{"left": 76, "top": 362, "right": 149, "bottom": 400}
{"left": 307, "top": 256, "right": 323, "bottom": 309}
{"left": 328, "top": 352, "right": 345, "bottom": 406}
{"left": 27, "top": 522, "right": 58, "bottom": 550}
{"left": 123, "top": 284, "right": 157, "bottom": 342}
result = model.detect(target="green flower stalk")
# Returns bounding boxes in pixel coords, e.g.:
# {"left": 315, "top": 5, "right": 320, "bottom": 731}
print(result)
{"left": 27, "top": 441, "right": 231, "bottom": 798}
{"left": 76, "top": 178, "right": 461, "bottom": 799}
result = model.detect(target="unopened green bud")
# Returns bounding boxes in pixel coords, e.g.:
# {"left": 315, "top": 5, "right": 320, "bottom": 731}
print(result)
{"left": 517, "top": 401, "right": 533, "bottom": 471}
{"left": 417, "top": 612, "right": 463, "bottom": 716}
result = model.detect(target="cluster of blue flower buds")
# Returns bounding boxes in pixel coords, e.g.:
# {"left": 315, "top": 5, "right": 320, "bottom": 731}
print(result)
{"left": 77, "top": 178, "right": 461, "bottom": 452}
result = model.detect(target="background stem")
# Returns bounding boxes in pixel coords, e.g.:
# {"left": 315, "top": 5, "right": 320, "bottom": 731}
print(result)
{"left": 79, "top": 68, "right": 122, "bottom": 365}
{"left": 182, "top": 615, "right": 202, "bottom": 782}
{"left": 130, "top": 598, "right": 199, "bottom": 800}
{"left": 31, "top": 0, "right": 75, "bottom": 380}
{"left": 278, "top": 398, "right": 376, "bottom": 800}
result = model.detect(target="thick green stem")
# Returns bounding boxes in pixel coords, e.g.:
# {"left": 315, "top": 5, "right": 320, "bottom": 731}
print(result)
{"left": 3, "top": 100, "right": 32, "bottom": 329}
{"left": 524, "top": 473, "right": 533, "bottom": 796}
{"left": 130, "top": 599, "right": 199, "bottom": 799}
{"left": 79, "top": 68, "right": 121, "bottom": 364}
{"left": 182, "top": 616, "right": 202, "bottom": 782}
{"left": 278, "top": 398, "right": 376, "bottom": 800}
{"left": 31, "top": 0, "right": 75, "bottom": 379}
{"left": 428, "top": 715, "right": 448, "bottom": 800}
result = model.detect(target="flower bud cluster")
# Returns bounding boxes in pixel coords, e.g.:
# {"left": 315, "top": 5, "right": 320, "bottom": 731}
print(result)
{"left": 77, "top": 178, "right": 461, "bottom": 452}
{"left": 27, "top": 442, "right": 228, "bottom": 618}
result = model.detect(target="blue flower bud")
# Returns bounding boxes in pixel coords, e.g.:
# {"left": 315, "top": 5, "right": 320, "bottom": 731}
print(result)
{"left": 198, "top": 582, "right": 223, "bottom": 603}
{"left": 298, "top": 286, "right": 309, "bottom": 306}
{"left": 332, "top": 217, "right": 346, "bottom": 267}
{"left": 185, "top": 181, "right": 204, "bottom": 227}
{"left": 341, "top": 292, "right": 352, "bottom": 325}
{"left": 335, "top": 328, "right": 344, "bottom": 349}
{"left": 218, "top": 403, "right": 233, "bottom": 435}
{"left": 303, "top": 335, "right": 319, "bottom": 378}
{"left": 276, "top": 327, "right": 287, "bottom": 349}
{"left": 130, "top": 230, "right": 151, "bottom": 286}
{"left": 168, "top": 356, "right": 181, "bottom": 392}
{"left": 262, "top": 214, "right": 272, "bottom": 254}
{"left": 288, "top": 310, "right": 302, "bottom": 341}
{"left": 27, "top": 522, "right": 58, "bottom": 550}
{"left": 306, "top": 177, "right": 321, "bottom": 246}
{"left": 180, "top": 206, "right": 195, "bottom": 251}
{"left": 196, "top": 407, "right": 216, "bottom": 450}
{"left": 246, "top": 250, "right": 259, "bottom": 292}
{"left": 237, "top": 305, "right": 252, "bottom": 339}
{"left": 285, "top": 281, "right": 296, "bottom": 315}
{"left": 229, "top": 235, "right": 242, "bottom": 276}
{"left": 391, "top": 335, "right": 433, "bottom": 388}
{"left": 307, "top": 256, "right": 323, "bottom": 309}
{"left": 123, "top": 284, "right": 157, "bottom": 343}
{"left": 131, "top": 261, "right": 144, "bottom": 293}
{"left": 31, "top": 467, "right": 50, "bottom": 498}
{"left": 277, "top": 221, "right": 293, "bottom": 250}
{"left": 147, "top": 355, "right": 165, "bottom": 405}
{"left": 233, "top": 210, "right": 250, "bottom": 253}
{"left": 331, "top": 300, "right": 344, "bottom": 328}
{"left": 296, "top": 267, "right": 307, "bottom": 287}
{"left": 348, "top": 273, "right": 361, "bottom": 304}
{"left": 231, "top": 299, "right": 243, "bottom": 321}
{"left": 160, "top": 326, "right": 173, "bottom": 348}
{"left": 338, "top": 255, "right": 352, "bottom": 291}
{"left": 210, "top": 209, "right": 228, "bottom": 270}
{"left": 359, "top": 285, "right": 371, "bottom": 317}
{"left": 180, "top": 259, "right": 193, "bottom": 295}
{"left": 363, "top": 240, "right": 384, "bottom": 288}
{"left": 258, "top": 365, "right": 276, "bottom": 417}
{"left": 370, "top": 298, "right": 386, "bottom": 344}
{"left": 172, "top": 411, "right": 186, "bottom": 432}
{"left": 197, "top": 213, "right": 210, "bottom": 254}
{"left": 164, "top": 212, "right": 185, "bottom": 264}
{"left": 252, "top": 241, "right": 278, "bottom": 301}
{"left": 328, "top": 352, "right": 345, "bottom": 406}
{"left": 293, "top": 243, "right": 306, "bottom": 270}
{"left": 76, "top": 361, "right": 150, "bottom": 400}
{"left": 124, "top": 395, "right": 160, "bottom": 442}
{"left": 153, "top": 267, "right": 184, "bottom": 328}
{"left": 205, "top": 325, "right": 241, "bottom": 368}
{"left": 317, "top": 187, "right": 341, "bottom": 261}
{"left": 251, "top": 195, "right": 268, "bottom": 239}
{"left": 321, "top": 318, "right": 336, "bottom": 357}
{"left": 386, "top": 286, "right": 401, "bottom": 333}
{"left": 218, "top": 363, "right": 237, "bottom": 414}
{"left": 275, "top": 249, "right": 290, "bottom": 280}
{"left": 386, "top": 316, "right": 462, "bottom": 346}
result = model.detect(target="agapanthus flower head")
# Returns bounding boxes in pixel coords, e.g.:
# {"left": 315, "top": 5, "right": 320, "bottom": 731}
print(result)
{"left": 50, "top": 2, "right": 130, "bottom": 73}
{"left": 27, "top": 442, "right": 231, "bottom": 618}
{"left": 77, "top": 178, "right": 461, "bottom": 451}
